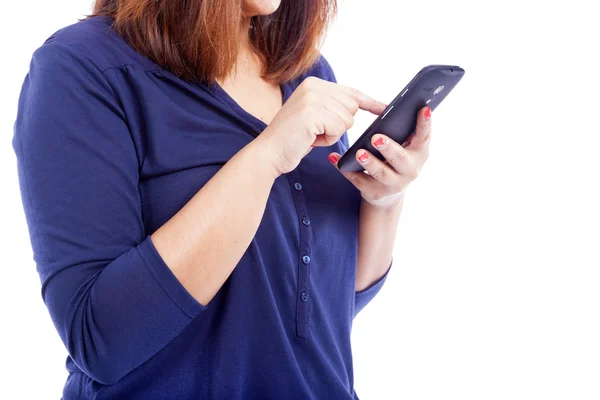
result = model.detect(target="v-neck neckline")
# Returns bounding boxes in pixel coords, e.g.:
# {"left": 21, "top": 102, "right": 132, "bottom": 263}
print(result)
{"left": 206, "top": 80, "right": 295, "bottom": 136}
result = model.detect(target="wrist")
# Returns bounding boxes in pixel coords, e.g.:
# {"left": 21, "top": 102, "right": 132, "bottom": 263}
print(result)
{"left": 362, "top": 191, "right": 406, "bottom": 213}
{"left": 248, "top": 135, "right": 284, "bottom": 180}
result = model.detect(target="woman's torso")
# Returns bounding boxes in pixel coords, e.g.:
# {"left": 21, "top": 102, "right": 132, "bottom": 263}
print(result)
{"left": 39, "top": 16, "right": 363, "bottom": 400}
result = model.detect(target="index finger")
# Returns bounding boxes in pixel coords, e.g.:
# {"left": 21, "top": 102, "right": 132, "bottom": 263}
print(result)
{"left": 338, "top": 85, "right": 386, "bottom": 115}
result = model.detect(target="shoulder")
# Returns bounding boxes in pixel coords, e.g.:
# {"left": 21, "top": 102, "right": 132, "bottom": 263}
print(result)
{"left": 302, "top": 53, "right": 337, "bottom": 83}
{"left": 33, "top": 16, "right": 157, "bottom": 73}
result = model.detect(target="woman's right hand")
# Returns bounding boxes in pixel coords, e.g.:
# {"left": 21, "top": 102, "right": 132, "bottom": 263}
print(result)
{"left": 259, "top": 76, "right": 386, "bottom": 176}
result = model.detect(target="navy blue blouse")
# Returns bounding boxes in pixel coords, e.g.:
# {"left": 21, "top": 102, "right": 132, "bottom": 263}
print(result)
{"left": 13, "top": 16, "right": 390, "bottom": 400}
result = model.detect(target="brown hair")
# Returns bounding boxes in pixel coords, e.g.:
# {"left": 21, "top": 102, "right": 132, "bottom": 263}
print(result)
{"left": 88, "top": 0, "right": 336, "bottom": 84}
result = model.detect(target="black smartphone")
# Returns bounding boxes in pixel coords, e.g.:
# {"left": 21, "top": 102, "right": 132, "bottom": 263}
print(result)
{"left": 337, "top": 65, "right": 465, "bottom": 172}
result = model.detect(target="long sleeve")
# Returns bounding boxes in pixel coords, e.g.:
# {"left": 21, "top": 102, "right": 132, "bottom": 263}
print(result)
{"left": 12, "top": 41, "right": 206, "bottom": 385}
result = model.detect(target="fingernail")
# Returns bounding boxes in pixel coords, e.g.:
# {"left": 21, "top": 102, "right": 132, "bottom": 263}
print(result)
{"left": 358, "top": 152, "right": 369, "bottom": 163}
{"left": 328, "top": 154, "right": 338, "bottom": 164}
{"left": 373, "top": 136, "right": 385, "bottom": 148}
{"left": 424, "top": 106, "right": 431, "bottom": 120}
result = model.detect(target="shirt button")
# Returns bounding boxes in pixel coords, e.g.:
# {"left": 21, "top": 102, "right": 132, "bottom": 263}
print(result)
{"left": 301, "top": 292, "right": 310, "bottom": 302}
{"left": 302, "top": 255, "right": 311, "bottom": 264}
{"left": 302, "top": 216, "right": 311, "bottom": 226}
{"left": 294, "top": 182, "right": 303, "bottom": 191}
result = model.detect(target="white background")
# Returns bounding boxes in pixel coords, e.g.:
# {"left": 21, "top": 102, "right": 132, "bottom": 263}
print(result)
{"left": 1, "top": 0, "right": 599, "bottom": 399}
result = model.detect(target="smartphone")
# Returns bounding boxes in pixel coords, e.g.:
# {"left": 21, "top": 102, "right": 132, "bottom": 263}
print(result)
{"left": 337, "top": 65, "right": 465, "bottom": 172}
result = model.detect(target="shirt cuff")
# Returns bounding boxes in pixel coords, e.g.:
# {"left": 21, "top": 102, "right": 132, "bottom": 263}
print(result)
{"left": 354, "top": 259, "right": 392, "bottom": 317}
{"left": 138, "top": 235, "right": 208, "bottom": 318}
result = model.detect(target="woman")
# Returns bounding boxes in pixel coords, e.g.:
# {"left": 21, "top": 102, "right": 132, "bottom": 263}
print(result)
{"left": 13, "top": 0, "right": 432, "bottom": 398}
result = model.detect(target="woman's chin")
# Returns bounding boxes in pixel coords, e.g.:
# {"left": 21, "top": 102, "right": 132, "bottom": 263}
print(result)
{"left": 244, "top": 0, "right": 282, "bottom": 17}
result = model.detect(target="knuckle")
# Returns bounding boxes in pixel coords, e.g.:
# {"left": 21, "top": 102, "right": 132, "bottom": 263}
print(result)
{"left": 392, "top": 185, "right": 405, "bottom": 194}
{"left": 349, "top": 175, "right": 361, "bottom": 187}
{"left": 304, "top": 76, "right": 318, "bottom": 86}
{"left": 307, "top": 121, "right": 323, "bottom": 138}
{"left": 315, "top": 121, "right": 326, "bottom": 135}
{"left": 337, "top": 119, "right": 347, "bottom": 134}
{"left": 300, "top": 102, "right": 315, "bottom": 115}
{"left": 371, "top": 167, "right": 386, "bottom": 181}
{"left": 304, "top": 127, "right": 316, "bottom": 140}
{"left": 298, "top": 79, "right": 310, "bottom": 92}
{"left": 407, "top": 167, "right": 419, "bottom": 180}
{"left": 346, "top": 117, "right": 354, "bottom": 130}
{"left": 390, "top": 150, "right": 407, "bottom": 166}
{"left": 300, "top": 77, "right": 318, "bottom": 94}
{"left": 304, "top": 91, "right": 320, "bottom": 104}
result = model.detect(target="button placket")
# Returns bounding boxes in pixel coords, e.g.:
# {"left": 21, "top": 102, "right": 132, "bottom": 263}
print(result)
{"left": 287, "top": 173, "right": 313, "bottom": 339}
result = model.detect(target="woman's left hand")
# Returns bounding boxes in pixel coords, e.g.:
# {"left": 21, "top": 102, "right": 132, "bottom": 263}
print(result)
{"left": 328, "top": 106, "right": 432, "bottom": 209}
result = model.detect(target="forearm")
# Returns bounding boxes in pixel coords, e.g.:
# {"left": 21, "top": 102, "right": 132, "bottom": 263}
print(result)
{"left": 355, "top": 193, "right": 405, "bottom": 291}
{"left": 151, "top": 136, "right": 279, "bottom": 305}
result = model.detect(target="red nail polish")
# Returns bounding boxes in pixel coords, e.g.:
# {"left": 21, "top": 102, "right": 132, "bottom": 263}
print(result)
{"left": 373, "top": 137, "right": 385, "bottom": 148}
{"left": 328, "top": 155, "right": 338, "bottom": 164}
{"left": 424, "top": 107, "right": 431, "bottom": 120}
{"left": 358, "top": 152, "right": 369, "bottom": 162}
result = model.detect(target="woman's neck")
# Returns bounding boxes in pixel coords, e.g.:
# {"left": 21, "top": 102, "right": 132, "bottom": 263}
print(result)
{"left": 216, "top": 18, "right": 269, "bottom": 87}
{"left": 238, "top": 19, "right": 261, "bottom": 70}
